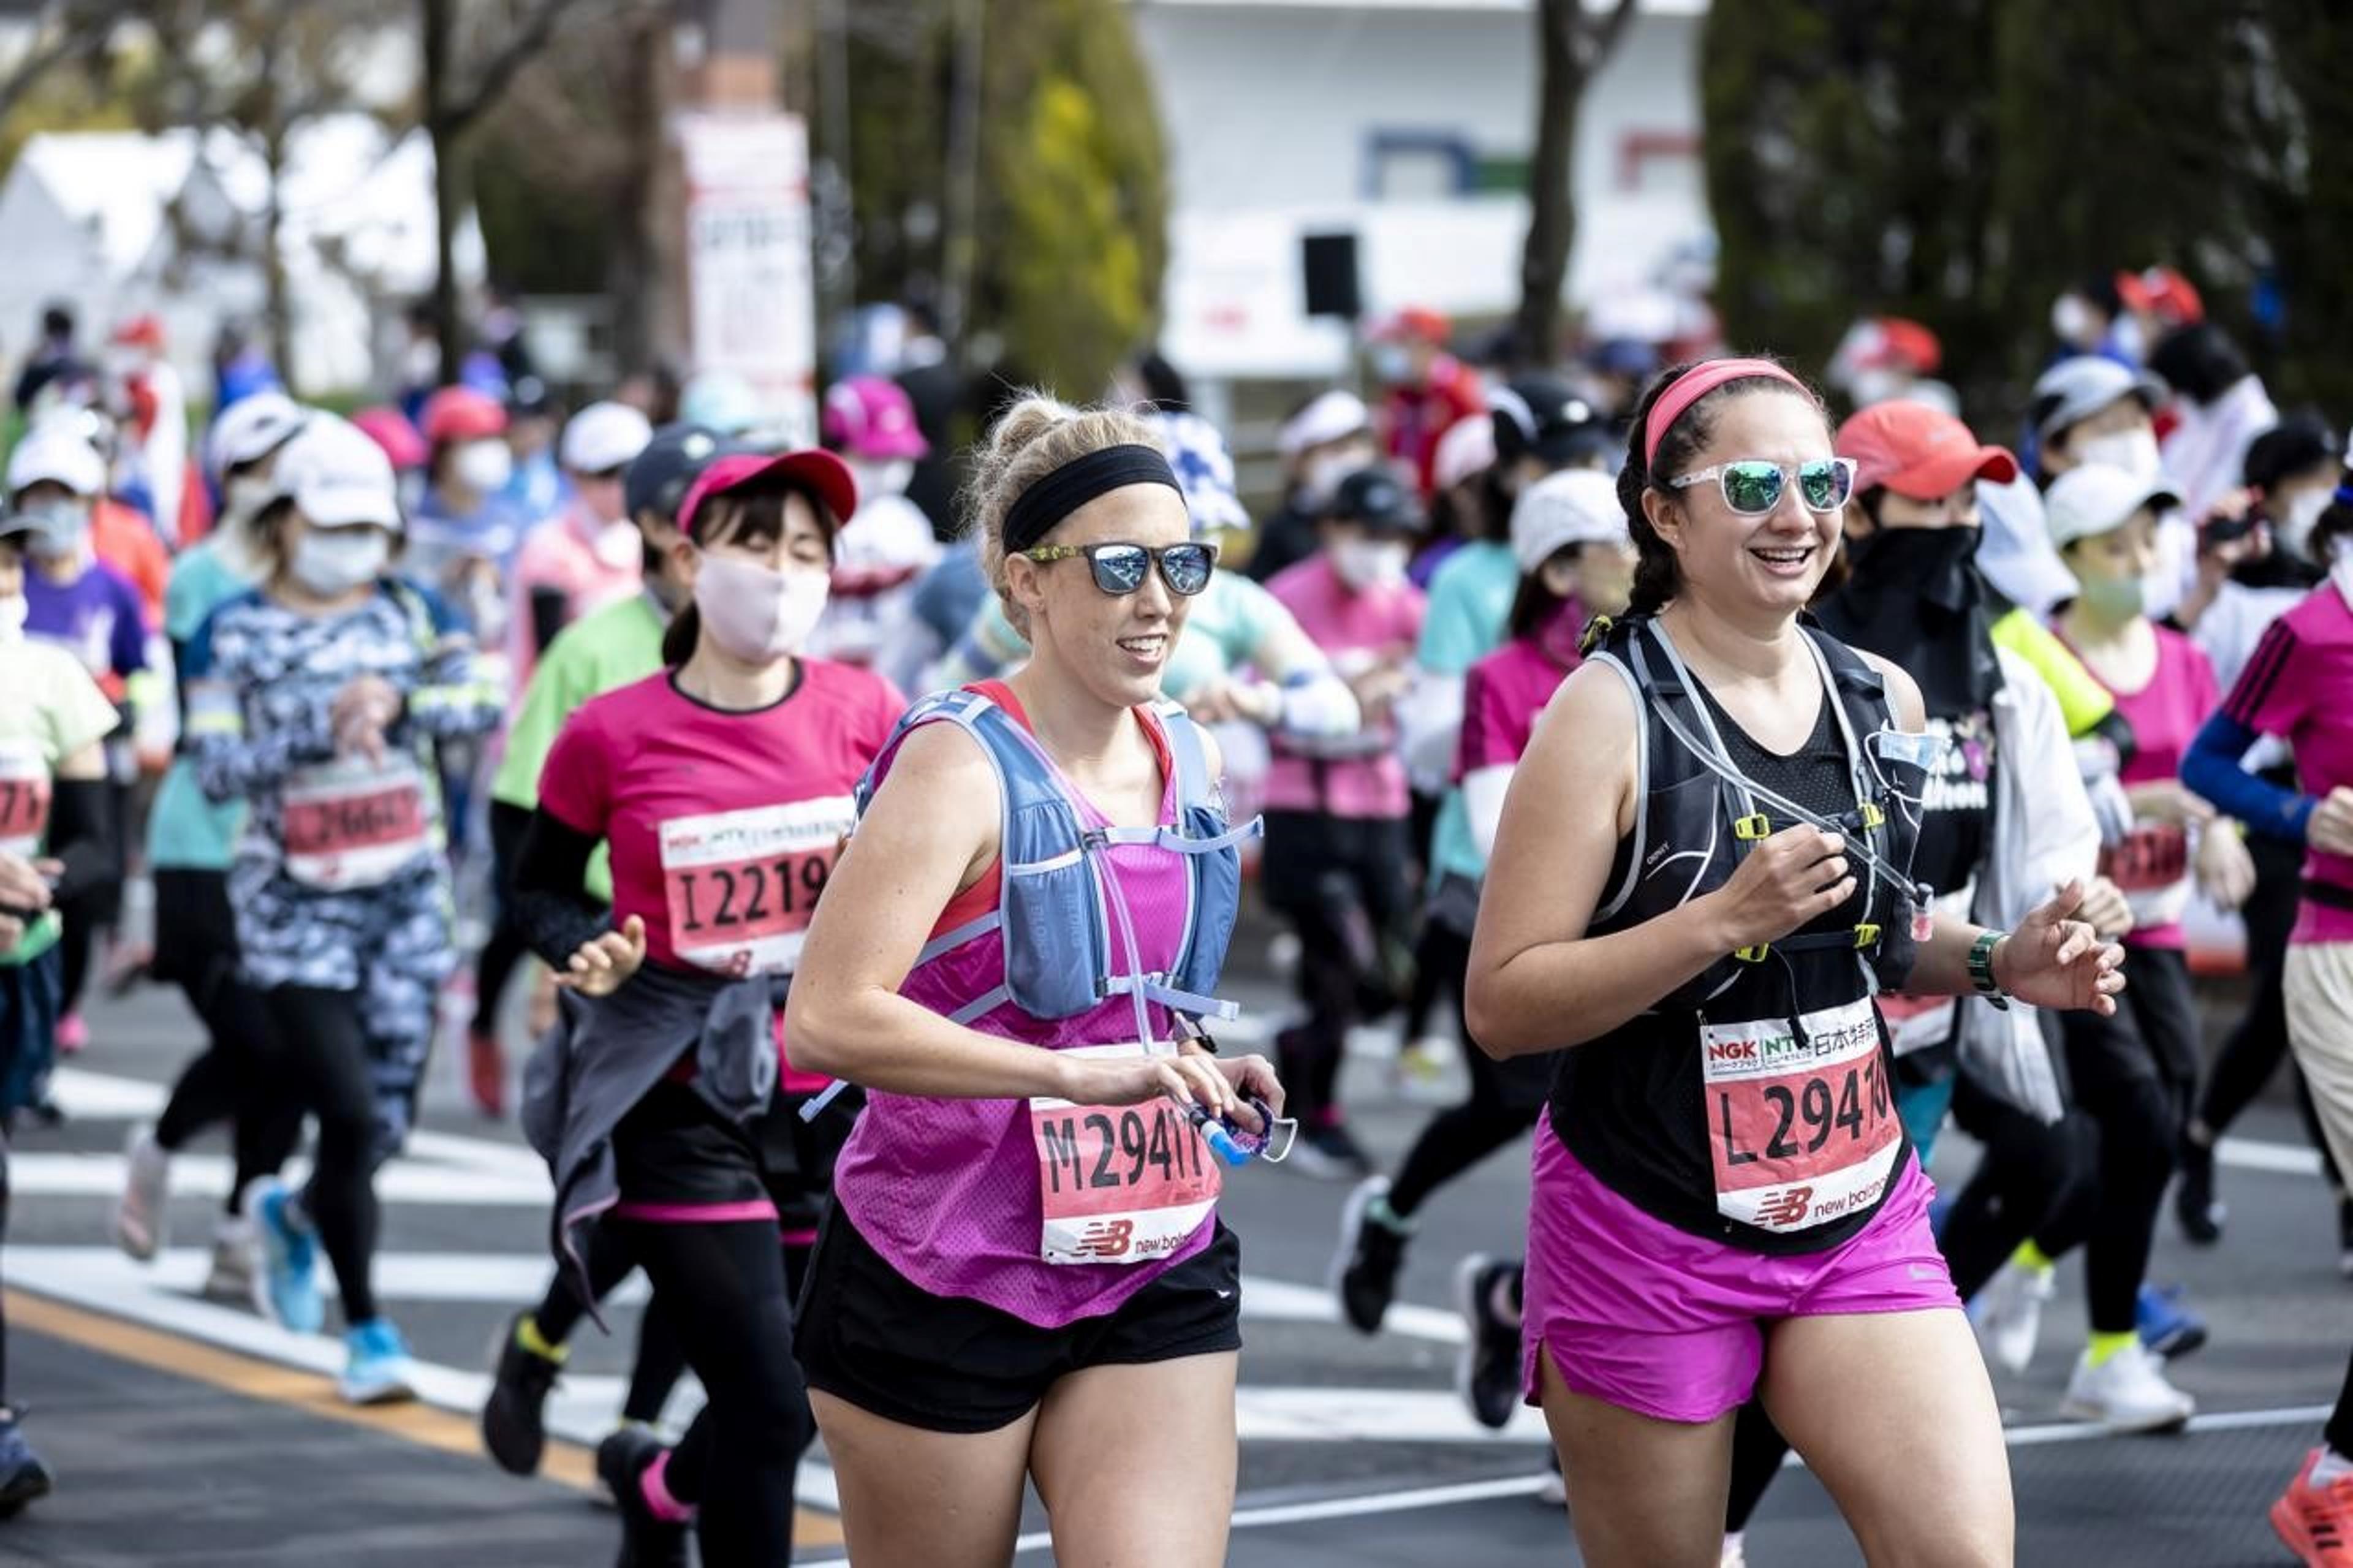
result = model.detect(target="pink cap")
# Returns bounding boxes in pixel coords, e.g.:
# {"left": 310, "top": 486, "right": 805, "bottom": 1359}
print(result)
{"left": 1643, "top": 357, "right": 1807, "bottom": 471}
{"left": 420, "top": 386, "right": 507, "bottom": 445}
{"left": 350, "top": 406, "right": 429, "bottom": 472}
{"left": 822, "top": 376, "right": 929, "bottom": 460}
{"left": 677, "top": 449, "right": 858, "bottom": 540}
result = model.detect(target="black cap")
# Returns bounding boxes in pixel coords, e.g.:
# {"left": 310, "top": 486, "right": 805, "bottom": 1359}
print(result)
{"left": 624, "top": 423, "right": 729, "bottom": 523}
{"left": 1490, "top": 374, "right": 1605, "bottom": 467}
{"left": 1330, "top": 467, "right": 1421, "bottom": 533}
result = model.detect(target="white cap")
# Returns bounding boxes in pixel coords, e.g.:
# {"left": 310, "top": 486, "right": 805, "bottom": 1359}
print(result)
{"left": 1433, "top": 412, "right": 1496, "bottom": 493}
{"left": 1278, "top": 390, "right": 1371, "bottom": 460}
{"left": 560, "top": 400, "right": 653, "bottom": 475}
{"left": 2031, "top": 356, "right": 2167, "bottom": 442}
{"left": 269, "top": 414, "right": 401, "bottom": 531}
{"left": 1974, "top": 473, "right": 2076, "bottom": 616}
{"left": 1511, "top": 469, "right": 1626, "bottom": 573}
{"left": 204, "top": 392, "right": 309, "bottom": 482}
{"left": 6, "top": 420, "right": 105, "bottom": 498}
{"left": 2044, "top": 463, "right": 2180, "bottom": 551}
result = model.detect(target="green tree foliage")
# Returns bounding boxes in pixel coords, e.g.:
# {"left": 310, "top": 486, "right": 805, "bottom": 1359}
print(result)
{"left": 1702, "top": 0, "right": 2335, "bottom": 417}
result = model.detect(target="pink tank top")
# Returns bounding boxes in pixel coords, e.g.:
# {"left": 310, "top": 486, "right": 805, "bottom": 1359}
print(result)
{"left": 829, "top": 685, "right": 1215, "bottom": 1327}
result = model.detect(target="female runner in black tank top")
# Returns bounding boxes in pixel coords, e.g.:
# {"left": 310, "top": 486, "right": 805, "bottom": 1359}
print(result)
{"left": 1464, "top": 358, "right": 2127, "bottom": 1567}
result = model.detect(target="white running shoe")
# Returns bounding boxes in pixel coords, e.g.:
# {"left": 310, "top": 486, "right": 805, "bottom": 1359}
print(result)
{"left": 1970, "top": 1259, "right": 2054, "bottom": 1376}
{"left": 202, "top": 1216, "right": 262, "bottom": 1305}
{"left": 2063, "top": 1341, "right": 2195, "bottom": 1432}
{"left": 112, "top": 1124, "right": 170, "bottom": 1261}
{"left": 1720, "top": 1532, "right": 1747, "bottom": 1567}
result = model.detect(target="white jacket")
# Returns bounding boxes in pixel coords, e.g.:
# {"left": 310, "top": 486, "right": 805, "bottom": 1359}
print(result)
{"left": 1955, "top": 646, "right": 2102, "bottom": 1122}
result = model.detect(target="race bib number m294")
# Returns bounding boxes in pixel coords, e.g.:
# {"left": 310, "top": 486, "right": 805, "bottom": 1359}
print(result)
{"left": 1029, "top": 1042, "right": 1221, "bottom": 1265}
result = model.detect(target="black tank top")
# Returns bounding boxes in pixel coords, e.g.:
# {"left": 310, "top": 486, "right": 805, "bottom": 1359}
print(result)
{"left": 1550, "top": 668, "right": 1908, "bottom": 1256}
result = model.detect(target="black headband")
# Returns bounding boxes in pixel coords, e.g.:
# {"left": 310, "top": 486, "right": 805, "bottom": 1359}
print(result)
{"left": 1001, "top": 444, "right": 1182, "bottom": 554}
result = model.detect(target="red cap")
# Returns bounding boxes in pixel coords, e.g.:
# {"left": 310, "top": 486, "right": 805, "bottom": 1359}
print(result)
{"left": 350, "top": 406, "right": 430, "bottom": 471}
{"left": 112, "top": 314, "right": 165, "bottom": 349}
{"left": 1373, "top": 306, "right": 1450, "bottom": 346}
{"left": 1835, "top": 401, "right": 2018, "bottom": 499}
{"left": 420, "top": 386, "right": 507, "bottom": 445}
{"left": 1862, "top": 317, "right": 1941, "bottom": 375}
{"left": 677, "top": 449, "right": 858, "bottom": 541}
{"left": 2142, "top": 265, "right": 2204, "bottom": 325}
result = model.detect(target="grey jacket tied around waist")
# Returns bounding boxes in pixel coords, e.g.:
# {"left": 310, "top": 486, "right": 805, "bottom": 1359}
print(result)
{"left": 522, "top": 960, "right": 782, "bottom": 1314}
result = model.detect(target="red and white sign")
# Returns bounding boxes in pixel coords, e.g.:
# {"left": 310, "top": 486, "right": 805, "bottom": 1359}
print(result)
{"left": 677, "top": 112, "right": 817, "bottom": 446}
{"left": 658, "top": 795, "right": 853, "bottom": 977}
{"left": 281, "top": 756, "right": 431, "bottom": 890}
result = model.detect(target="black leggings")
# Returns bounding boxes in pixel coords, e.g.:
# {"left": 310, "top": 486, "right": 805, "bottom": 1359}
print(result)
{"left": 1389, "top": 920, "right": 1547, "bottom": 1216}
{"left": 623, "top": 1218, "right": 810, "bottom": 1567}
{"left": 260, "top": 986, "right": 388, "bottom": 1326}
{"left": 2194, "top": 830, "right": 2347, "bottom": 1191}
{"left": 530, "top": 1222, "right": 692, "bottom": 1426}
{"left": 0, "top": 1118, "right": 12, "bottom": 1408}
{"left": 472, "top": 805, "right": 533, "bottom": 1041}
{"left": 51, "top": 779, "right": 126, "bottom": 1018}
{"left": 1261, "top": 810, "right": 1412, "bottom": 1126}
{"left": 151, "top": 873, "right": 302, "bottom": 1214}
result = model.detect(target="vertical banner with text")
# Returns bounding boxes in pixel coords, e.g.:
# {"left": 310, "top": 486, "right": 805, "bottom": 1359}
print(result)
{"left": 677, "top": 111, "right": 818, "bottom": 445}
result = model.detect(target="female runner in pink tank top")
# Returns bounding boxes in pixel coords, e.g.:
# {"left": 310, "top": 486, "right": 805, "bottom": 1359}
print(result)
{"left": 788, "top": 395, "right": 1284, "bottom": 1567}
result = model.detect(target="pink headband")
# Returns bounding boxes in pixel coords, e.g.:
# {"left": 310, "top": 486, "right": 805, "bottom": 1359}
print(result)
{"left": 1643, "top": 357, "right": 1807, "bottom": 471}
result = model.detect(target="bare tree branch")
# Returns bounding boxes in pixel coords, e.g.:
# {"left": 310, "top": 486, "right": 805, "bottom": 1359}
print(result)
{"left": 1577, "top": 0, "right": 1640, "bottom": 73}
{"left": 0, "top": 0, "right": 131, "bottom": 123}
{"left": 438, "top": 0, "right": 602, "bottom": 138}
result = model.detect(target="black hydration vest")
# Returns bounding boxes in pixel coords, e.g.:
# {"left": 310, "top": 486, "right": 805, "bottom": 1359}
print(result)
{"left": 1547, "top": 615, "right": 1934, "bottom": 1254}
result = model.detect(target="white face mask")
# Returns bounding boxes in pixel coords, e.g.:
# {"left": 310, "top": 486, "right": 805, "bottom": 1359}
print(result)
{"left": 1333, "top": 537, "right": 1409, "bottom": 592}
{"left": 592, "top": 517, "right": 641, "bottom": 569}
{"left": 693, "top": 553, "right": 830, "bottom": 661}
{"left": 0, "top": 593, "right": 24, "bottom": 642}
{"left": 453, "top": 440, "right": 514, "bottom": 495}
{"left": 288, "top": 528, "right": 389, "bottom": 597}
{"left": 2279, "top": 488, "right": 2331, "bottom": 562}
{"left": 2073, "top": 426, "right": 2162, "bottom": 486}
{"left": 847, "top": 458, "right": 914, "bottom": 501}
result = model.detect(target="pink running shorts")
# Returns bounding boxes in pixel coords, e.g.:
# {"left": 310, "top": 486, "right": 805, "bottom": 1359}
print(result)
{"left": 1520, "top": 1118, "right": 1960, "bottom": 1424}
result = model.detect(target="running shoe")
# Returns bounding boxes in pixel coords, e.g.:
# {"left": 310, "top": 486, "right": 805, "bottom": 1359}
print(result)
{"left": 54, "top": 1011, "right": 87, "bottom": 1055}
{"left": 202, "top": 1216, "right": 260, "bottom": 1306}
{"left": 1720, "top": 1532, "right": 1746, "bottom": 1567}
{"left": 597, "top": 1425, "right": 690, "bottom": 1568}
{"left": 2273, "top": 1448, "right": 2353, "bottom": 1566}
{"left": 2135, "top": 1282, "right": 2208, "bottom": 1360}
{"left": 1537, "top": 1449, "right": 1566, "bottom": 1509}
{"left": 482, "top": 1311, "right": 563, "bottom": 1475}
{"left": 112, "top": 1124, "right": 170, "bottom": 1261}
{"left": 1455, "top": 1254, "right": 1522, "bottom": 1431}
{"left": 339, "top": 1319, "right": 419, "bottom": 1406}
{"left": 467, "top": 1028, "right": 506, "bottom": 1119}
{"left": 1331, "top": 1176, "right": 1412, "bottom": 1335}
{"left": 2061, "top": 1341, "right": 2194, "bottom": 1432}
{"left": 0, "top": 1409, "right": 52, "bottom": 1518}
{"left": 2173, "top": 1138, "right": 2223, "bottom": 1244}
{"left": 1970, "top": 1258, "right": 2054, "bottom": 1376}
{"left": 240, "top": 1176, "right": 323, "bottom": 1334}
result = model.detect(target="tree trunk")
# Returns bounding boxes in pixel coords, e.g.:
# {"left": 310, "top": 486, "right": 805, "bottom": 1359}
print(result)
{"left": 1512, "top": 0, "right": 1582, "bottom": 371}
{"left": 258, "top": 22, "right": 295, "bottom": 393}
{"left": 607, "top": 7, "right": 668, "bottom": 373}
{"left": 424, "top": 0, "right": 465, "bottom": 387}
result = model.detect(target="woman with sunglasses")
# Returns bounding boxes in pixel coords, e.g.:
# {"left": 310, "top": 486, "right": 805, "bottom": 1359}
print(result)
{"left": 517, "top": 449, "right": 904, "bottom": 1567}
{"left": 1466, "top": 358, "right": 2125, "bottom": 1567}
{"left": 787, "top": 395, "right": 1284, "bottom": 1567}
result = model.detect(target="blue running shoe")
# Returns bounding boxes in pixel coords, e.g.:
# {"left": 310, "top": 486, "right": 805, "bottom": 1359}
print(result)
{"left": 0, "top": 1409, "right": 53, "bottom": 1518}
{"left": 239, "top": 1176, "right": 322, "bottom": 1335}
{"left": 2137, "top": 1281, "right": 2208, "bottom": 1360}
{"left": 340, "top": 1319, "right": 418, "bottom": 1406}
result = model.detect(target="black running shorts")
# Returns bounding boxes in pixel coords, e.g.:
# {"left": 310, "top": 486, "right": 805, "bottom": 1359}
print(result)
{"left": 794, "top": 1203, "right": 1243, "bottom": 1434}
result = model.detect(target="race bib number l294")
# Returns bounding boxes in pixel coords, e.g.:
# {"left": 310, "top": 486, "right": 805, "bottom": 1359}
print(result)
{"left": 1703, "top": 997, "right": 1901, "bottom": 1234}
{"left": 1029, "top": 1042, "right": 1221, "bottom": 1265}
{"left": 281, "top": 757, "right": 431, "bottom": 890}
{"left": 659, "top": 795, "right": 855, "bottom": 977}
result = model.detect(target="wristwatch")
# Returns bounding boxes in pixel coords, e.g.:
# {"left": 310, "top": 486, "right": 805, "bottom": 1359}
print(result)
{"left": 1968, "top": 930, "right": 2010, "bottom": 1012}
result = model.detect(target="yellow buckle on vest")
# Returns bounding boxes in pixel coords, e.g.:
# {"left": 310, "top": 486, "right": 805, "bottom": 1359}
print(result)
{"left": 1860, "top": 801, "right": 1885, "bottom": 831}
{"left": 1734, "top": 942, "right": 1770, "bottom": 963}
{"left": 1732, "top": 813, "right": 1772, "bottom": 842}
{"left": 1854, "top": 923, "right": 1881, "bottom": 949}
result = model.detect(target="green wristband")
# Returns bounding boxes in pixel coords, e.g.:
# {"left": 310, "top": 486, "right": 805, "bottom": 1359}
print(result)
{"left": 1968, "top": 930, "right": 2009, "bottom": 1012}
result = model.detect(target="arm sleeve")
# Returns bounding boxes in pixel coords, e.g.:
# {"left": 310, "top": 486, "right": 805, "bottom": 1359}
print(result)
{"left": 44, "top": 776, "right": 113, "bottom": 904}
{"left": 529, "top": 586, "right": 569, "bottom": 656}
{"left": 2183, "top": 708, "right": 2315, "bottom": 844}
{"left": 396, "top": 586, "right": 504, "bottom": 740}
{"left": 510, "top": 807, "right": 613, "bottom": 968}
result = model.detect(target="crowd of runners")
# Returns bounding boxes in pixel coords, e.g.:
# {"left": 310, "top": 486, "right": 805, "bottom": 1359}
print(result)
{"left": 0, "top": 278, "right": 2346, "bottom": 1567}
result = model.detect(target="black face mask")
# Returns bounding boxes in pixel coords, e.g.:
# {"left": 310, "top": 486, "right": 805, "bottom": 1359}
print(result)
{"left": 1819, "top": 523, "right": 2004, "bottom": 714}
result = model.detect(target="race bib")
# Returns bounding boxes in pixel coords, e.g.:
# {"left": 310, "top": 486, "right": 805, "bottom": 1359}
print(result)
{"left": 1029, "top": 1042, "right": 1222, "bottom": 1265}
{"left": 0, "top": 738, "right": 51, "bottom": 860}
{"left": 659, "top": 795, "right": 854, "bottom": 977}
{"left": 281, "top": 756, "right": 431, "bottom": 890}
{"left": 1703, "top": 996, "right": 1901, "bottom": 1233}
{"left": 2101, "top": 821, "right": 2192, "bottom": 930}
